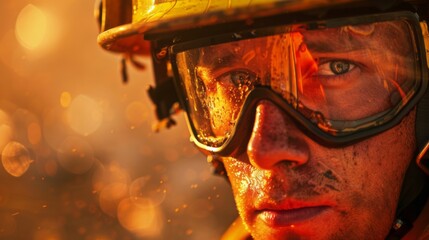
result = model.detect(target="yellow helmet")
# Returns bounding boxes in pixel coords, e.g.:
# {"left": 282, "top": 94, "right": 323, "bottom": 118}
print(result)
{"left": 97, "top": 0, "right": 401, "bottom": 55}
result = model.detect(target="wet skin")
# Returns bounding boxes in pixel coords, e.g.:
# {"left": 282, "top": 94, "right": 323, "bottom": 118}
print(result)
{"left": 222, "top": 102, "right": 415, "bottom": 240}
{"left": 194, "top": 22, "right": 417, "bottom": 239}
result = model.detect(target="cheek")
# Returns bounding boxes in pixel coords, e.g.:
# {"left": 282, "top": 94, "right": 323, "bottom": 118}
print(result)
{"left": 224, "top": 158, "right": 252, "bottom": 199}
{"left": 222, "top": 158, "right": 259, "bottom": 218}
{"left": 330, "top": 109, "right": 414, "bottom": 192}
{"left": 354, "top": 113, "right": 415, "bottom": 185}
{"left": 339, "top": 114, "right": 415, "bottom": 213}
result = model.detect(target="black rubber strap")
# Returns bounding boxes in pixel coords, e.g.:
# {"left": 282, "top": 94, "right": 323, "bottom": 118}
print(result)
{"left": 386, "top": 177, "right": 429, "bottom": 239}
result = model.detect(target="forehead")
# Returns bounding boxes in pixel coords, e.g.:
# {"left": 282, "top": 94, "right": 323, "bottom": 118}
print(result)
{"left": 198, "top": 20, "right": 411, "bottom": 58}
{"left": 302, "top": 21, "right": 412, "bottom": 53}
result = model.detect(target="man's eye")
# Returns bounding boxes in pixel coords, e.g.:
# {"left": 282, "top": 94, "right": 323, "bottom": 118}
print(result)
{"left": 217, "top": 70, "right": 257, "bottom": 87}
{"left": 318, "top": 60, "right": 356, "bottom": 76}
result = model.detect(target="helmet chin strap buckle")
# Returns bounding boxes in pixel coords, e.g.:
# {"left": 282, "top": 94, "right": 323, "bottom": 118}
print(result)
{"left": 417, "top": 141, "right": 429, "bottom": 175}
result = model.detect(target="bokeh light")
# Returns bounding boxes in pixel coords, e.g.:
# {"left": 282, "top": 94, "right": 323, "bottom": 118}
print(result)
{"left": 117, "top": 197, "right": 163, "bottom": 238}
{"left": 15, "top": 4, "right": 48, "bottom": 50}
{"left": 60, "top": 91, "right": 72, "bottom": 108}
{"left": 56, "top": 136, "right": 95, "bottom": 175}
{"left": 1, "top": 141, "right": 33, "bottom": 177}
{"left": 129, "top": 175, "right": 167, "bottom": 207}
{"left": 125, "top": 101, "right": 148, "bottom": 128}
{"left": 99, "top": 182, "right": 129, "bottom": 217}
{"left": 92, "top": 162, "right": 131, "bottom": 193}
{"left": 67, "top": 95, "right": 103, "bottom": 136}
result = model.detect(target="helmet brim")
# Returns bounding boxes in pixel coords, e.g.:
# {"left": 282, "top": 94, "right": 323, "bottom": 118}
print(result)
{"left": 97, "top": 0, "right": 399, "bottom": 54}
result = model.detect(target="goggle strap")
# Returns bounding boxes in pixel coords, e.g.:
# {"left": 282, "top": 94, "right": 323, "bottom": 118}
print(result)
{"left": 387, "top": 179, "right": 429, "bottom": 239}
{"left": 147, "top": 44, "right": 182, "bottom": 131}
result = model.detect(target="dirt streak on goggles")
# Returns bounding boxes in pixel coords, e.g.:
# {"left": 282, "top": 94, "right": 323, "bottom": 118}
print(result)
{"left": 169, "top": 11, "right": 429, "bottom": 155}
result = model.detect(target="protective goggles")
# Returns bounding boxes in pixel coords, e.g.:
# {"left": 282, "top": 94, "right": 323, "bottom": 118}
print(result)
{"left": 169, "top": 11, "right": 429, "bottom": 156}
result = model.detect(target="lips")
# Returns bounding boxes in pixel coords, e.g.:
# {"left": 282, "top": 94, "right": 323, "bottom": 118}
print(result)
{"left": 255, "top": 200, "right": 332, "bottom": 227}
{"left": 258, "top": 206, "right": 330, "bottom": 227}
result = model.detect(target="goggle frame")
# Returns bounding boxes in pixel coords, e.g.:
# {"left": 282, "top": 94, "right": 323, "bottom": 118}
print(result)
{"left": 169, "top": 11, "right": 429, "bottom": 156}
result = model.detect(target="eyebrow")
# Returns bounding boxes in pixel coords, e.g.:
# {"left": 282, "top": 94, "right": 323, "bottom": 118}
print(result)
{"left": 304, "top": 34, "right": 365, "bottom": 53}
{"left": 302, "top": 24, "right": 384, "bottom": 53}
{"left": 199, "top": 51, "right": 239, "bottom": 72}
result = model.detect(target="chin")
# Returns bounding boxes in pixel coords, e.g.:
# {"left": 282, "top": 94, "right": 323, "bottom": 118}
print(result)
{"left": 249, "top": 226, "right": 321, "bottom": 240}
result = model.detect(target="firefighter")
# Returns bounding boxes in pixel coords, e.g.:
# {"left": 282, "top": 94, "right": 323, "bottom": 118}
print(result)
{"left": 96, "top": 0, "right": 429, "bottom": 239}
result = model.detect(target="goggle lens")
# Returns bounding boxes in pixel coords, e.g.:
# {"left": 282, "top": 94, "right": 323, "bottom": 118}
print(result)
{"left": 172, "top": 17, "right": 424, "bottom": 149}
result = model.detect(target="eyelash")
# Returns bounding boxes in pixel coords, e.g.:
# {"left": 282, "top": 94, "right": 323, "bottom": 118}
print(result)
{"left": 312, "top": 59, "right": 363, "bottom": 86}
{"left": 215, "top": 69, "right": 258, "bottom": 87}
{"left": 317, "top": 59, "right": 357, "bottom": 76}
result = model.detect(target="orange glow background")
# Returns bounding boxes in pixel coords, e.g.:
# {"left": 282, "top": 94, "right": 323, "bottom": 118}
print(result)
{"left": 0, "top": 1, "right": 237, "bottom": 239}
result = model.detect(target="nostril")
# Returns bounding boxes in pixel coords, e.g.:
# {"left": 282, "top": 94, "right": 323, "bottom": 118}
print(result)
{"left": 248, "top": 136, "right": 309, "bottom": 169}
{"left": 282, "top": 161, "right": 298, "bottom": 168}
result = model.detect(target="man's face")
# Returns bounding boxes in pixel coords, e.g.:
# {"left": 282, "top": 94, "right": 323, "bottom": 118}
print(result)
{"left": 190, "top": 22, "right": 417, "bottom": 239}
{"left": 222, "top": 104, "right": 415, "bottom": 240}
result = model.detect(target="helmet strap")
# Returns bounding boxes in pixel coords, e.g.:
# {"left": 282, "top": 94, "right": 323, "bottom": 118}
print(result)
{"left": 387, "top": 158, "right": 429, "bottom": 239}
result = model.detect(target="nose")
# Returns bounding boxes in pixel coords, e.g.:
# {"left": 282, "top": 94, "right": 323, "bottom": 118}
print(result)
{"left": 247, "top": 100, "right": 309, "bottom": 169}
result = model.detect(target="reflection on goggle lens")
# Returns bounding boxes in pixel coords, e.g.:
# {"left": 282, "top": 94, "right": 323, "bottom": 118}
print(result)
{"left": 173, "top": 17, "right": 423, "bottom": 150}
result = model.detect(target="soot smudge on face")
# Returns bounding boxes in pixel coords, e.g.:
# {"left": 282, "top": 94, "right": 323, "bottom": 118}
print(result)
{"left": 256, "top": 161, "right": 343, "bottom": 200}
